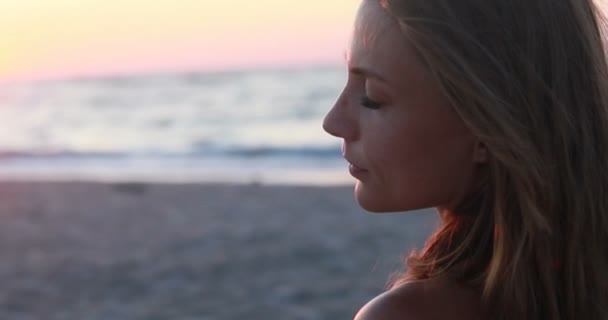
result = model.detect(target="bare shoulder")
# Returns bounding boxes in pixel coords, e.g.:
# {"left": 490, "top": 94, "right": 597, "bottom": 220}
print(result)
{"left": 354, "top": 278, "right": 488, "bottom": 320}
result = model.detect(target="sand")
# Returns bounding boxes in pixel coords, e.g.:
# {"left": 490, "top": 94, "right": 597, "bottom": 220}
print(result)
{"left": 0, "top": 181, "right": 439, "bottom": 320}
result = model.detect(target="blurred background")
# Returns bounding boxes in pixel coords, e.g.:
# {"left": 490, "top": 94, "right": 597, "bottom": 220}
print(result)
{"left": 0, "top": 1, "right": 438, "bottom": 319}
{"left": 0, "top": 0, "right": 360, "bottom": 184}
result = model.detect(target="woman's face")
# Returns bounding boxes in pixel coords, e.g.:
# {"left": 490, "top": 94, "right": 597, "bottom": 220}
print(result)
{"left": 323, "top": 0, "right": 484, "bottom": 213}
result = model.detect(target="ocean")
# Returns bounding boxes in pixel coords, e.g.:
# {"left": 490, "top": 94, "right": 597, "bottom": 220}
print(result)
{"left": 0, "top": 66, "right": 351, "bottom": 185}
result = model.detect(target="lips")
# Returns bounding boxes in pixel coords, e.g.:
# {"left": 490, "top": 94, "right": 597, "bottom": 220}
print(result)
{"left": 342, "top": 145, "right": 369, "bottom": 176}
{"left": 344, "top": 156, "right": 369, "bottom": 178}
{"left": 348, "top": 162, "right": 366, "bottom": 172}
{"left": 348, "top": 163, "right": 369, "bottom": 179}
{"left": 343, "top": 155, "right": 364, "bottom": 170}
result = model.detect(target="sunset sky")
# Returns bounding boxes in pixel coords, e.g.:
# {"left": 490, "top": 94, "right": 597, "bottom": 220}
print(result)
{"left": 0, "top": 0, "right": 358, "bottom": 83}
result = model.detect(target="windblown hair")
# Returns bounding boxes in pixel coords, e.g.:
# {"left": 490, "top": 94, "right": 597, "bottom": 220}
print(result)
{"left": 381, "top": 0, "right": 608, "bottom": 319}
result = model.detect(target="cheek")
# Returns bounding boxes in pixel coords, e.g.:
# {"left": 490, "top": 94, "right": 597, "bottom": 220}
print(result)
{"left": 356, "top": 122, "right": 475, "bottom": 212}
{"left": 353, "top": 132, "right": 412, "bottom": 212}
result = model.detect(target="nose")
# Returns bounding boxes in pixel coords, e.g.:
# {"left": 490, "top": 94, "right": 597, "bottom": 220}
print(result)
{"left": 322, "top": 90, "right": 357, "bottom": 140}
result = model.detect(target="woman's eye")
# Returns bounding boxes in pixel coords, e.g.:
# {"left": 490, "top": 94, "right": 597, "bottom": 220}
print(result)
{"left": 360, "top": 95, "right": 383, "bottom": 109}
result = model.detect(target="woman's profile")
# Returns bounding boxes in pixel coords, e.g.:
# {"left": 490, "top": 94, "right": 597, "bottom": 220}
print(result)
{"left": 323, "top": 0, "right": 608, "bottom": 319}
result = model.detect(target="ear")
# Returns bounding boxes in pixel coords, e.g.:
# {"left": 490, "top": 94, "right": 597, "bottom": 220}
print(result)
{"left": 473, "top": 141, "right": 488, "bottom": 164}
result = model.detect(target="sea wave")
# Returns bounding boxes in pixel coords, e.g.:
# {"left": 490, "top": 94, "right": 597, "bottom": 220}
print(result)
{"left": 0, "top": 145, "right": 342, "bottom": 161}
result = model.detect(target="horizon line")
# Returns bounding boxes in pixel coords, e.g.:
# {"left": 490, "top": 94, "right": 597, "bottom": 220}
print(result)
{"left": 1, "top": 61, "right": 345, "bottom": 86}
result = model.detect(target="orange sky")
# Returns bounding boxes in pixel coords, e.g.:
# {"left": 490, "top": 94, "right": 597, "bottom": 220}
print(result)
{"left": 0, "top": 0, "right": 358, "bottom": 83}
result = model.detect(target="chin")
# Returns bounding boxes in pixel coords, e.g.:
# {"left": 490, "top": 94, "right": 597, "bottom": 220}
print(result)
{"left": 354, "top": 182, "right": 428, "bottom": 213}
{"left": 354, "top": 183, "right": 401, "bottom": 213}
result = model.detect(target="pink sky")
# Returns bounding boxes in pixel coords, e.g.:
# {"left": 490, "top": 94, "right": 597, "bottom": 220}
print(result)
{"left": 0, "top": 1, "right": 358, "bottom": 83}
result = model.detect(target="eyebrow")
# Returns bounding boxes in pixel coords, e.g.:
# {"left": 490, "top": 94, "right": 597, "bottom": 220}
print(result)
{"left": 348, "top": 66, "right": 389, "bottom": 84}
{"left": 343, "top": 49, "right": 390, "bottom": 83}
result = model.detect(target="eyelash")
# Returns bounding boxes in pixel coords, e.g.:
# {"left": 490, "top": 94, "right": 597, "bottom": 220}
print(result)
{"left": 360, "top": 95, "right": 383, "bottom": 109}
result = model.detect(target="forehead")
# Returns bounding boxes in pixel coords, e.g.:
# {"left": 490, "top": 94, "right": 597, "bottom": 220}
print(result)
{"left": 351, "top": 1, "right": 394, "bottom": 51}
{"left": 347, "top": 1, "right": 413, "bottom": 79}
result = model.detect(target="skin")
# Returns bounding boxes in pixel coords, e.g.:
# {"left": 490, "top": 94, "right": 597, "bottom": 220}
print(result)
{"left": 353, "top": 277, "right": 488, "bottom": 320}
{"left": 323, "top": 0, "right": 486, "bottom": 214}
{"left": 323, "top": 1, "right": 488, "bottom": 319}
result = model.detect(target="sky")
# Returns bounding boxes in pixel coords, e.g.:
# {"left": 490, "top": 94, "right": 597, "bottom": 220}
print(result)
{"left": 0, "top": 0, "right": 358, "bottom": 83}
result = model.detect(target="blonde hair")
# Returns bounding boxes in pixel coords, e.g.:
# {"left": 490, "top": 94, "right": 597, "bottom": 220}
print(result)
{"left": 382, "top": 0, "right": 608, "bottom": 319}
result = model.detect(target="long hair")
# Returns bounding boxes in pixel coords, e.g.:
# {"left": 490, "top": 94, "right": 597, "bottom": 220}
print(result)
{"left": 381, "top": 0, "right": 608, "bottom": 319}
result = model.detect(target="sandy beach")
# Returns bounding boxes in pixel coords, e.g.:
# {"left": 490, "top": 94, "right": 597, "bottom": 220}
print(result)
{"left": 0, "top": 181, "right": 438, "bottom": 320}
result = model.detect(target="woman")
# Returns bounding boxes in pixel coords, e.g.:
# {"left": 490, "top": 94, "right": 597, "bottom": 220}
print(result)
{"left": 323, "top": 0, "right": 608, "bottom": 319}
